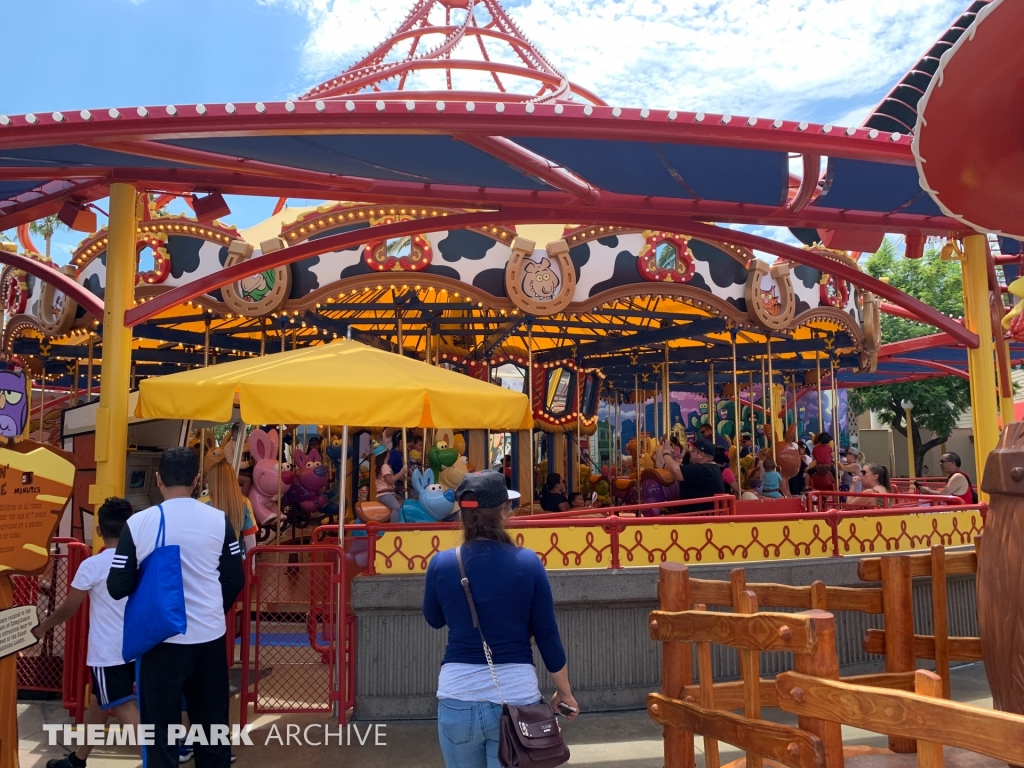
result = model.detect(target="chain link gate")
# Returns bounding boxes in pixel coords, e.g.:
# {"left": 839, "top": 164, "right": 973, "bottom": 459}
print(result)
{"left": 12, "top": 538, "right": 91, "bottom": 721}
{"left": 239, "top": 545, "right": 352, "bottom": 726}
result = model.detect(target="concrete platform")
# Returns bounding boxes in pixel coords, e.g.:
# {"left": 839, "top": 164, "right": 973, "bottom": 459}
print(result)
{"left": 17, "top": 663, "right": 996, "bottom": 768}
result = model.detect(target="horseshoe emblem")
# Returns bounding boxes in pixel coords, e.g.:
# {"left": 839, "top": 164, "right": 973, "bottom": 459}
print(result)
{"left": 745, "top": 259, "right": 795, "bottom": 330}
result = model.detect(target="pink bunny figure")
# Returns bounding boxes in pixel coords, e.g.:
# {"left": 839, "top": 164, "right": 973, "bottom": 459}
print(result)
{"left": 285, "top": 447, "right": 330, "bottom": 514}
{"left": 247, "top": 428, "right": 295, "bottom": 526}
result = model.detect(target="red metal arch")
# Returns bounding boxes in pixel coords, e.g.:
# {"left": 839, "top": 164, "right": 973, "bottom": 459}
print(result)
{"left": 122, "top": 207, "right": 977, "bottom": 348}
{"left": 0, "top": 252, "right": 104, "bottom": 318}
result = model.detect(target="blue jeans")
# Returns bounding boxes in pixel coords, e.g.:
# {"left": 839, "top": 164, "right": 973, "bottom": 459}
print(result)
{"left": 437, "top": 699, "right": 503, "bottom": 768}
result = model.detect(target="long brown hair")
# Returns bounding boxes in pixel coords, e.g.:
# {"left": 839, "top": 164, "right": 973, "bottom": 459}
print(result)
{"left": 864, "top": 463, "right": 892, "bottom": 492}
{"left": 460, "top": 492, "right": 514, "bottom": 546}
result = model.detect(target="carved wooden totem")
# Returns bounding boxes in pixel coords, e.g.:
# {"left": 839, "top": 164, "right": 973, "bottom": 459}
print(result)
{"left": 979, "top": 420, "right": 1024, "bottom": 717}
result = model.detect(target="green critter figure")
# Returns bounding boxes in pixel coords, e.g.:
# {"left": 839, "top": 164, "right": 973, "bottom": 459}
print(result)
{"left": 716, "top": 401, "right": 735, "bottom": 443}
{"left": 686, "top": 402, "right": 709, "bottom": 433}
{"left": 240, "top": 269, "right": 276, "bottom": 302}
{"left": 428, "top": 440, "right": 460, "bottom": 478}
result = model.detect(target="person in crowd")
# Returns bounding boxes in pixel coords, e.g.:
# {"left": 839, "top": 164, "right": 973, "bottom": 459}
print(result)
{"left": 423, "top": 472, "right": 578, "bottom": 767}
{"left": 540, "top": 473, "right": 570, "bottom": 512}
{"left": 669, "top": 435, "right": 684, "bottom": 461}
{"left": 847, "top": 463, "right": 893, "bottom": 506}
{"left": 786, "top": 445, "right": 808, "bottom": 496}
{"left": 838, "top": 448, "right": 862, "bottom": 493}
{"left": 568, "top": 491, "right": 586, "bottom": 509}
{"left": 375, "top": 445, "right": 404, "bottom": 522}
{"left": 921, "top": 464, "right": 930, "bottom": 477}
{"left": 502, "top": 455, "right": 513, "bottom": 489}
{"left": 914, "top": 452, "right": 976, "bottom": 504}
{"left": 811, "top": 431, "right": 834, "bottom": 469}
{"left": 759, "top": 459, "right": 787, "bottom": 499}
{"left": 660, "top": 438, "right": 726, "bottom": 512}
{"left": 107, "top": 448, "right": 244, "bottom": 768}
{"left": 409, "top": 433, "right": 425, "bottom": 474}
{"left": 35, "top": 498, "right": 140, "bottom": 768}
{"left": 699, "top": 422, "right": 729, "bottom": 452}
{"left": 739, "top": 433, "right": 755, "bottom": 459}
{"left": 387, "top": 432, "right": 406, "bottom": 496}
{"left": 714, "top": 449, "right": 738, "bottom": 495}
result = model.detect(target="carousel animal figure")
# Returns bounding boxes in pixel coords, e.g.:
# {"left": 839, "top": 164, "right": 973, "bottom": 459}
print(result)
{"left": 283, "top": 447, "right": 330, "bottom": 527}
{"left": 640, "top": 449, "right": 680, "bottom": 516}
{"left": 756, "top": 424, "right": 802, "bottom": 484}
{"left": 399, "top": 468, "right": 456, "bottom": 523}
{"left": 429, "top": 429, "right": 470, "bottom": 492}
{"left": 247, "top": 428, "right": 294, "bottom": 528}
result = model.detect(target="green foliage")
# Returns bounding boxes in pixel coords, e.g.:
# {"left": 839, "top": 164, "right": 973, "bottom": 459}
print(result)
{"left": 29, "top": 214, "right": 67, "bottom": 259}
{"left": 848, "top": 237, "right": 971, "bottom": 473}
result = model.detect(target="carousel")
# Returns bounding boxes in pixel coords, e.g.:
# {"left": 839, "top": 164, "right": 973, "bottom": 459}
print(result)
{"left": 3, "top": 0, "right": 1023, "bottom": 753}
{"left": 0, "top": 0, "right": 1012, "bottom": 542}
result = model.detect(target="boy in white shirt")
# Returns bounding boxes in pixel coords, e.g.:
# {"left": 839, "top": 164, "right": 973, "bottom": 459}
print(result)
{"left": 33, "top": 498, "right": 140, "bottom": 768}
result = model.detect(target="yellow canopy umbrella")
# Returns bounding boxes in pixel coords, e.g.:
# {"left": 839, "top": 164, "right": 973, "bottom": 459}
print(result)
{"left": 136, "top": 339, "right": 533, "bottom": 430}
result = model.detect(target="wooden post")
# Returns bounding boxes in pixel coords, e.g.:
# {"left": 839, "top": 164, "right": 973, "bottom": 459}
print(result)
{"left": 881, "top": 555, "right": 917, "bottom": 752}
{"left": 659, "top": 563, "right": 694, "bottom": 768}
{"left": 792, "top": 610, "right": 845, "bottom": 768}
{"left": 913, "top": 670, "right": 944, "bottom": 768}
{"left": 693, "top": 604, "right": 720, "bottom": 768}
{"left": 929, "top": 545, "right": 950, "bottom": 699}
{"left": 810, "top": 580, "right": 828, "bottom": 610}
{"left": 729, "top": 567, "right": 747, "bottom": 609}
{"left": 736, "top": 590, "right": 762, "bottom": 768}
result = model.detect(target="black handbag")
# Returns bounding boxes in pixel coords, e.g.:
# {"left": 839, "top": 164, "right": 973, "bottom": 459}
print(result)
{"left": 455, "top": 546, "right": 570, "bottom": 768}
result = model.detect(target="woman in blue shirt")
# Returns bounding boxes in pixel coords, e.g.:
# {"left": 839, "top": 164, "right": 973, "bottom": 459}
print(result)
{"left": 423, "top": 471, "right": 579, "bottom": 767}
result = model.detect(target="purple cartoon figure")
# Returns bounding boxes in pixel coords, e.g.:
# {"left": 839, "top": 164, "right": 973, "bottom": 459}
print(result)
{"left": 0, "top": 369, "right": 27, "bottom": 438}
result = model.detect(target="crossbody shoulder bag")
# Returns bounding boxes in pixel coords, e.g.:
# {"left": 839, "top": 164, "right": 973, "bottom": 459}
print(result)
{"left": 455, "top": 545, "right": 570, "bottom": 768}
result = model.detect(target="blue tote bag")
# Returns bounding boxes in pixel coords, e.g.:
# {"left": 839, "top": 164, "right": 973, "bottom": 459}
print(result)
{"left": 122, "top": 505, "right": 187, "bottom": 662}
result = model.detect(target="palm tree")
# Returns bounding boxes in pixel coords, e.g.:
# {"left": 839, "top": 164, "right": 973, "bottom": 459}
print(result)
{"left": 29, "top": 214, "right": 68, "bottom": 258}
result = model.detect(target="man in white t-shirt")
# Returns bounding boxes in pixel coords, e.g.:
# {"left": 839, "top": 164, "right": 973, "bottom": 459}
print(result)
{"left": 33, "top": 498, "right": 140, "bottom": 768}
{"left": 108, "top": 448, "right": 244, "bottom": 768}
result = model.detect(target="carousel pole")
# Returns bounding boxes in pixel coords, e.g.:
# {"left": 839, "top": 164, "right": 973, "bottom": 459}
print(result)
{"left": 260, "top": 317, "right": 266, "bottom": 356}
{"left": 662, "top": 346, "right": 671, "bottom": 441}
{"left": 816, "top": 350, "right": 824, "bottom": 434}
{"left": 72, "top": 359, "right": 80, "bottom": 406}
{"left": 397, "top": 311, "right": 409, "bottom": 492}
{"left": 634, "top": 373, "right": 641, "bottom": 484}
{"left": 760, "top": 356, "right": 767, "bottom": 454}
{"left": 708, "top": 363, "right": 715, "bottom": 438}
{"left": 731, "top": 333, "right": 740, "bottom": 498}
{"left": 831, "top": 357, "right": 840, "bottom": 479}
{"left": 528, "top": 325, "right": 535, "bottom": 509}
{"left": 766, "top": 338, "right": 776, "bottom": 463}
{"left": 90, "top": 183, "right": 137, "bottom": 547}
{"left": 86, "top": 333, "right": 94, "bottom": 402}
{"left": 38, "top": 366, "right": 45, "bottom": 439}
{"left": 749, "top": 371, "right": 755, "bottom": 450}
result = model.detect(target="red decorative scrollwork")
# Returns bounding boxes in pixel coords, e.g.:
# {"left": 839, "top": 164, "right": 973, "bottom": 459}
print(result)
{"left": 819, "top": 274, "right": 850, "bottom": 308}
{"left": 363, "top": 225, "right": 432, "bottom": 272}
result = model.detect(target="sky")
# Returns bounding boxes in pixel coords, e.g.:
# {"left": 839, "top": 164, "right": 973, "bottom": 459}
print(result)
{"left": 0, "top": 0, "right": 970, "bottom": 263}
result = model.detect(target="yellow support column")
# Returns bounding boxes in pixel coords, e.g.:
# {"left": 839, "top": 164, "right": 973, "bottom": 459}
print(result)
{"left": 89, "top": 184, "right": 137, "bottom": 547}
{"left": 962, "top": 234, "right": 999, "bottom": 498}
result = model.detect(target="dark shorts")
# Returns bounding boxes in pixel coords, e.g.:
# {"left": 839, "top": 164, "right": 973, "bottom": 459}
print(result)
{"left": 91, "top": 662, "right": 136, "bottom": 710}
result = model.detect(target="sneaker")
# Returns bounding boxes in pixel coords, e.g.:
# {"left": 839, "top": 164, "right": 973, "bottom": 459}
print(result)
{"left": 230, "top": 754, "right": 237, "bottom": 764}
{"left": 178, "top": 744, "right": 194, "bottom": 764}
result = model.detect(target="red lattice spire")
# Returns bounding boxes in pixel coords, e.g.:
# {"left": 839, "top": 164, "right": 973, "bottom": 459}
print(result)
{"left": 300, "top": 0, "right": 605, "bottom": 105}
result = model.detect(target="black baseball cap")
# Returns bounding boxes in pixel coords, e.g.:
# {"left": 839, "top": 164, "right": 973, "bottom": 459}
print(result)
{"left": 691, "top": 438, "right": 716, "bottom": 456}
{"left": 455, "top": 471, "right": 509, "bottom": 509}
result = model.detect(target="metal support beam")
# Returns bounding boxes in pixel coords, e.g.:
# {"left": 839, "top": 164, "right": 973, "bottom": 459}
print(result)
{"left": 89, "top": 183, "right": 136, "bottom": 548}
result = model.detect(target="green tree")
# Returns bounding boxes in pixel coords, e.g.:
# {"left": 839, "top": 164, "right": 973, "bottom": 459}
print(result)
{"left": 847, "top": 238, "right": 972, "bottom": 475}
{"left": 29, "top": 214, "right": 67, "bottom": 259}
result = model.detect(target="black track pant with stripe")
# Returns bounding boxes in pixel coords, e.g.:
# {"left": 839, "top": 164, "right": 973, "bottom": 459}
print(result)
{"left": 139, "top": 637, "right": 230, "bottom": 768}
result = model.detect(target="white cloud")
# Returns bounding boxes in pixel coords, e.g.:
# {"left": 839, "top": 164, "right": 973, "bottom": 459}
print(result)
{"left": 264, "top": 0, "right": 967, "bottom": 121}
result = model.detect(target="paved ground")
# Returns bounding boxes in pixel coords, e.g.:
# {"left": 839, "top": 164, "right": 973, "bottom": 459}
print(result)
{"left": 18, "top": 663, "right": 995, "bottom": 768}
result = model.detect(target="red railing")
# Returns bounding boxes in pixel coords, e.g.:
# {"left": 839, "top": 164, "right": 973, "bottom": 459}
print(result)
{"left": 12, "top": 537, "right": 91, "bottom": 722}
{"left": 891, "top": 477, "right": 948, "bottom": 494}
{"left": 805, "top": 490, "right": 962, "bottom": 512}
